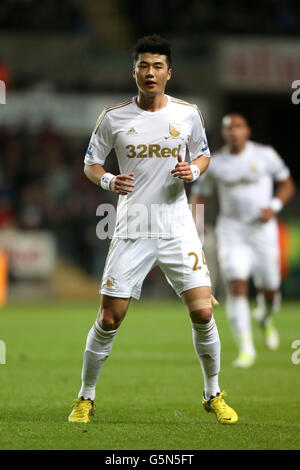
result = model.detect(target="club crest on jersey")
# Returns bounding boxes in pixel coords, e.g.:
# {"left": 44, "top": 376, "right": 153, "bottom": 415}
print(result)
{"left": 250, "top": 163, "right": 258, "bottom": 173}
{"left": 104, "top": 276, "right": 115, "bottom": 288}
{"left": 169, "top": 122, "right": 181, "bottom": 138}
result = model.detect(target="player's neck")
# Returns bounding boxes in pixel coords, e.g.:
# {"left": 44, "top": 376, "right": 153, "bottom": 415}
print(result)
{"left": 136, "top": 92, "right": 168, "bottom": 112}
{"left": 228, "top": 142, "right": 247, "bottom": 154}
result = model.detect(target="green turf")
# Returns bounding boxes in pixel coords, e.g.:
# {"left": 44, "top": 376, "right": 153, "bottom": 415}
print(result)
{"left": 0, "top": 299, "right": 299, "bottom": 450}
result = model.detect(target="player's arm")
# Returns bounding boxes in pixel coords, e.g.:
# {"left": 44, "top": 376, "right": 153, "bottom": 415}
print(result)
{"left": 274, "top": 176, "right": 295, "bottom": 204}
{"left": 190, "top": 154, "right": 210, "bottom": 175}
{"left": 260, "top": 147, "right": 295, "bottom": 222}
{"left": 84, "top": 110, "right": 135, "bottom": 195}
{"left": 171, "top": 154, "right": 210, "bottom": 182}
{"left": 260, "top": 176, "right": 295, "bottom": 222}
{"left": 172, "top": 107, "right": 211, "bottom": 182}
{"left": 84, "top": 163, "right": 135, "bottom": 195}
{"left": 84, "top": 162, "right": 106, "bottom": 184}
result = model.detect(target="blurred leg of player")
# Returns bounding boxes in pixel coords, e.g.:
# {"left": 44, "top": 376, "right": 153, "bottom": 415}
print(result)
{"left": 253, "top": 290, "right": 280, "bottom": 350}
{"left": 216, "top": 221, "right": 256, "bottom": 368}
{"left": 252, "top": 219, "right": 281, "bottom": 350}
{"left": 226, "top": 280, "right": 256, "bottom": 368}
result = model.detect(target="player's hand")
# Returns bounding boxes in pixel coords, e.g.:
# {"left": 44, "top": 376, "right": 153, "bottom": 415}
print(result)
{"left": 211, "top": 295, "right": 219, "bottom": 306}
{"left": 110, "top": 173, "right": 135, "bottom": 195}
{"left": 171, "top": 155, "right": 194, "bottom": 182}
{"left": 259, "top": 208, "right": 275, "bottom": 223}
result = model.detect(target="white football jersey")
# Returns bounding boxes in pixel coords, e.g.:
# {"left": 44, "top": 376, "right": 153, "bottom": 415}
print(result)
{"left": 192, "top": 140, "right": 290, "bottom": 223}
{"left": 85, "top": 95, "right": 210, "bottom": 238}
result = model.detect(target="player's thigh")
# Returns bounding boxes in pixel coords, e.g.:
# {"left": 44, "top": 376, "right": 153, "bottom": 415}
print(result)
{"left": 100, "top": 238, "right": 157, "bottom": 300}
{"left": 252, "top": 244, "right": 280, "bottom": 291}
{"left": 216, "top": 229, "right": 252, "bottom": 282}
{"left": 251, "top": 220, "right": 281, "bottom": 290}
{"left": 157, "top": 226, "right": 211, "bottom": 297}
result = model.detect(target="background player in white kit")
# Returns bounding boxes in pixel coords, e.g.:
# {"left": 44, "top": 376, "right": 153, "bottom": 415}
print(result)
{"left": 68, "top": 35, "right": 238, "bottom": 424}
{"left": 191, "top": 114, "right": 295, "bottom": 368}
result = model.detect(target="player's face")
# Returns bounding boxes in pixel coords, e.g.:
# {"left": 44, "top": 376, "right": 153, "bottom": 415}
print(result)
{"left": 221, "top": 115, "right": 251, "bottom": 151}
{"left": 133, "top": 53, "right": 172, "bottom": 95}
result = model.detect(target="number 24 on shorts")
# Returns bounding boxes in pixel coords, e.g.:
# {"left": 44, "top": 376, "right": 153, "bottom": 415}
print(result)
{"left": 188, "top": 251, "right": 207, "bottom": 271}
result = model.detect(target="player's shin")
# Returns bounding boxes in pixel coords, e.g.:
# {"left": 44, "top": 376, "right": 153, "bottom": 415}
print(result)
{"left": 226, "top": 294, "right": 255, "bottom": 358}
{"left": 253, "top": 291, "right": 281, "bottom": 350}
{"left": 78, "top": 321, "right": 118, "bottom": 400}
{"left": 192, "top": 316, "right": 221, "bottom": 400}
{"left": 255, "top": 291, "right": 281, "bottom": 325}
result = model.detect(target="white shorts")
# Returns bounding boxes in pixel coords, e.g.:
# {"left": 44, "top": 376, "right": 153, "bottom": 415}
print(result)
{"left": 100, "top": 227, "right": 211, "bottom": 300}
{"left": 216, "top": 217, "right": 280, "bottom": 290}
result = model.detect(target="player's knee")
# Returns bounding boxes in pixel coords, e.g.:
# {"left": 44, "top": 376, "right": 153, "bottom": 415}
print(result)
{"left": 190, "top": 307, "right": 212, "bottom": 324}
{"left": 229, "top": 280, "right": 248, "bottom": 296}
{"left": 98, "top": 315, "right": 120, "bottom": 331}
{"left": 97, "top": 308, "right": 122, "bottom": 331}
{"left": 262, "top": 289, "right": 277, "bottom": 303}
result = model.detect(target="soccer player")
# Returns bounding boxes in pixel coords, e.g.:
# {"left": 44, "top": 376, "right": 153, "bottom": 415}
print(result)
{"left": 190, "top": 114, "right": 295, "bottom": 368}
{"left": 68, "top": 35, "right": 238, "bottom": 424}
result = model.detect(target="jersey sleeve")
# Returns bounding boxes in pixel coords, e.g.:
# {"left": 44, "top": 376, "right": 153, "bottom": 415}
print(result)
{"left": 265, "top": 146, "right": 290, "bottom": 181}
{"left": 188, "top": 108, "right": 211, "bottom": 161}
{"left": 84, "top": 110, "right": 113, "bottom": 166}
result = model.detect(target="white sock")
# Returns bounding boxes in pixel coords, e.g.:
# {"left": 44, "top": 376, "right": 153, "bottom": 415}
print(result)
{"left": 256, "top": 291, "right": 281, "bottom": 326}
{"left": 226, "top": 295, "right": 255, "bottom": 356}
{"left": 192, "top": 316, "right": 221, "bottom": 400}
{"left": 78, "top": 321, "right": 118, "bottom": 400}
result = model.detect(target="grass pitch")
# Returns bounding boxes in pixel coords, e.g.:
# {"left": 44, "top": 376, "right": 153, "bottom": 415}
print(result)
{"left": 0, "top": 299, "right": 299, "bottom": 450}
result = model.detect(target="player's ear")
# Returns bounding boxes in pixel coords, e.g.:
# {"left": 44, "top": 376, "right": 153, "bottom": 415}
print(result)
{"left": 132, "top": 61, "right": 138, "bottom": 79}
{"left": 167, "top": 68, "right": 172, "bottom": 81}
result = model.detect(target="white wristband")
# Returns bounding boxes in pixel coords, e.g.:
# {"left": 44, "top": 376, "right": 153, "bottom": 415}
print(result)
{"left": 189, "top": 164, "right": 201, "bottom": 182}
{"left": 100, "top": 173, "right": 115, "bottom": 191}
{"left": 270, "top": 197, "right": 283, "bottom": 213}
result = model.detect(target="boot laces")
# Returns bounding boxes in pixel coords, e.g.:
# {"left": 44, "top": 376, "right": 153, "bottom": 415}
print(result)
{"left": 71, "top": 398, "right": 95, "bottom": 417}
{"left": 214, "top": 391, "right": 228, "bottom": 410}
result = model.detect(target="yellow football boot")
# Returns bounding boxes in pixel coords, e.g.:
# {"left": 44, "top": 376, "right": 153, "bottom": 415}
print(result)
{"left": 68, "top": 397, "right": 96, "bottom": 423}
{"left": 232, "top": 351, "right": 256, "bottom": 368}
{"left": 264, "top": 322, "right": 280, "bottom": 350}
{"left": 202, "top": 391, "right": 238, "bottom": 424}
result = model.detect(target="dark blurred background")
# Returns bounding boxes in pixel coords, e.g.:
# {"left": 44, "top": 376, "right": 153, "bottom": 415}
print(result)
{"left": 0, "top": 0, "right": 299, "bottom": 301}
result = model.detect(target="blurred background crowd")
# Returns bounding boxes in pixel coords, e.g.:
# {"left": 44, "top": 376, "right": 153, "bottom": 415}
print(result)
{"left": 0, "top": 0, "right": 299, "bottom": 300}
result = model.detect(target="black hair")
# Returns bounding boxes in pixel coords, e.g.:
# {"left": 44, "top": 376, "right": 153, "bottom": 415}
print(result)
{"left": 222, "top": 113, "right": 251, "bottom": 128}
{"left": 132, "top": 34, "right": 172, "bottom": 68}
